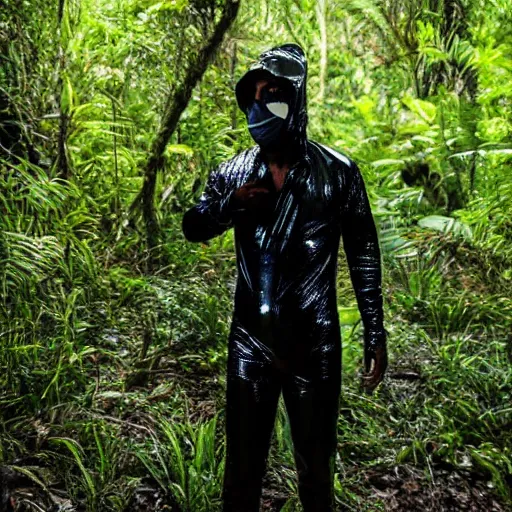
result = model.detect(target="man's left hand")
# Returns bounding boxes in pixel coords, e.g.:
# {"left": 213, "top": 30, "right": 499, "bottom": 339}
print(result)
{"left": 362, "top": 338, "right": 388, "bottom": 394}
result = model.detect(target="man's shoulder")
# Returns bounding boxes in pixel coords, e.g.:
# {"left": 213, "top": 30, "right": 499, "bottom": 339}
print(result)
{"left": 307, "top": 141, "right": 361, "bottom": 190}
{"left": 307, "top": 141, "right": 364, "bottom": 197}
{"left": 308, "top": 141, "right": 356, "bottom": 172}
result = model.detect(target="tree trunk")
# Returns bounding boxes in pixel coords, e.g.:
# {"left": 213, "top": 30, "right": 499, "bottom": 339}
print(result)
{"left": 130, "top": 0, "right": 241, "bottom": 262}
{"left": 56, "top": 0, "right": 70, "bottom": 179}
{"left": 230, "top": 40, "right": 238, "bottom": 130}
{"left": 316, "top": 0, "right": 327, "bottom": 101}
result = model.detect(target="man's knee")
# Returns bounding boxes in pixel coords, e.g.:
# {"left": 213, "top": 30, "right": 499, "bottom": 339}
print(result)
{"left": 294, "top": 448, "right": 336, "bottom": 511}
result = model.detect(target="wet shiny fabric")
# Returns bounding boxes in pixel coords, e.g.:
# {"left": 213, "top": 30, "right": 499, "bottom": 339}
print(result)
{"left": 182, "top": 44, "right": 385, "bottom": 512}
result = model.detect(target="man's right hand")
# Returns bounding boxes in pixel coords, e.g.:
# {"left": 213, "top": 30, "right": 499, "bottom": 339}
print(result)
{"left": 230, "top": 180, "right": 275, "bottom": 220}
{"left": 362, "top": 331, "right": 388, "bottom": 394}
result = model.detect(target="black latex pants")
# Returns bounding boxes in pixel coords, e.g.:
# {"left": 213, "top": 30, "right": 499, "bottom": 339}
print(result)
{"left": 222, "top": 318, "right": 341, "bottom": 512}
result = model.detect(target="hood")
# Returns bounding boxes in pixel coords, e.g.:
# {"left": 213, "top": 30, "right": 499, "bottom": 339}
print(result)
{"left": 235, "top": 43, "right": 308, "bottom": 156}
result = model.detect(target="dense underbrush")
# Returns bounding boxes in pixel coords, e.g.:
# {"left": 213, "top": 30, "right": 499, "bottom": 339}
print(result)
{"left": 1, "top": 161, "right": 511, "bottom": 510}
{"left": 2, "top": 1, "right": 512, "bottom": 507}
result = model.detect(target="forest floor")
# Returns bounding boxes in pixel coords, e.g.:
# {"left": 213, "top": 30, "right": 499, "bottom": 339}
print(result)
{"left": 179, "top": 357, "right": 510, "bottom": 512}
{"left": 118, "top": 311, "right": 511, "bottom": 512}
{"left": 3, "top": 315, "right": 511, "bottom": 512}
{"left": 2, "top": 229, "right": 511, "bottom": 512}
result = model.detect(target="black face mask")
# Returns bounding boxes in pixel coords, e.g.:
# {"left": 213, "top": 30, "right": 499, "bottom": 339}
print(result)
{"left": 246, "top": 85, "right": 292, "bottom": 151}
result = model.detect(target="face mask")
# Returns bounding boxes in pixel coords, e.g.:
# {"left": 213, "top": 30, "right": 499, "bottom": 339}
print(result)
{"left": 247, "top": 99, "right": 291, "bottom": 150}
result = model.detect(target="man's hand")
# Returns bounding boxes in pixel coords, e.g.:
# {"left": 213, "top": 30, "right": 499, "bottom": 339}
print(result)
{"left": 362, "top": 333, "right": 388, "bottom": 394}
{"left": 231, "top": 180, "right": 272, "bottom": 209}
{"left": 230, "top": 180, "right": 275, "bottom": 223}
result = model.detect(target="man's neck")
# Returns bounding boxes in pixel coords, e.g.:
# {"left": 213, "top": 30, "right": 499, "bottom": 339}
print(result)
{"left": 268, "top": 161, "right": 290, "bottom": 174}
{"left": 263, "top": 151, "right": 291, "bottom": 192}
{"left": 262, "top": 148, "right": 293, "bottom": 169}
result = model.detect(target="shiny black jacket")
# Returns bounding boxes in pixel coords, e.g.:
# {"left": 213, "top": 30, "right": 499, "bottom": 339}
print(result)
{"left": 182, "top": 44, "right": 385, "bottom": 376}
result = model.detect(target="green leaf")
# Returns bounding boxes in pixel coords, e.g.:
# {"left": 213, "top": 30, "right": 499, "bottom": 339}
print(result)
{"left": 422, "top": 46, "right": 449, "bottom": 61}
{"left": 397, "top": 120, "right": 432, "bottom": 135}
{"left": 418, "top": 215, "right": 472, "bottom": 239}
{"left": 165, "top": 144, "right": 194, "bottom": 157}
{"left": 61, "top": 74, "right": 74, "bottom": 112}
{"left": 338, "top": 306, "right": 360, "bottom": 325}
{"left": 371, "top": 159, "right": 405, "bottom": 167}
{"left": 402, "top": 96, "right": 437, "bottom": 123}
{"left": 49, "top": 438, "right": 96, "bottom": 498}
{"left": 146, "top": 0, "right": 188, "bottom": 13}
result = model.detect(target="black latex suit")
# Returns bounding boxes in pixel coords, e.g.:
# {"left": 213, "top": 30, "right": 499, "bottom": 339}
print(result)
{"left": 182, "top": 44, "right": 386, "bottom": 511}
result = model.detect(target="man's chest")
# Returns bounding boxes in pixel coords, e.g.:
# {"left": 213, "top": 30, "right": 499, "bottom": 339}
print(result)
{"left": 250, "top": 163, "right": 339, "bottom": 243}
{"left": 269, "top": 167, "right": 289, "bottom": 193}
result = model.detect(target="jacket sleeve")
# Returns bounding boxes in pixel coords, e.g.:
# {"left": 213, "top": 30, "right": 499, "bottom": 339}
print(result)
{"left": 182, "top": 163, "right": 236, "bottom": 243}
{"left": 339, "top": 160, "right": 386, "bottom": 346}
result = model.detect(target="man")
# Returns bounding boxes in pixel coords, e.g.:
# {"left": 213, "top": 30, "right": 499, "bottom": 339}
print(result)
{"left": 182, "top": 43, "right": 387, "bottom": 512}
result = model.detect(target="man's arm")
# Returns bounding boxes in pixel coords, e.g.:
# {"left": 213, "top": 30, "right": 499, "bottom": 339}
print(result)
{"left": 182, "top": 164, "right": 235, "bottom": 243}
{"left": 339, "top": 160, "right": 387, "bottom": 391}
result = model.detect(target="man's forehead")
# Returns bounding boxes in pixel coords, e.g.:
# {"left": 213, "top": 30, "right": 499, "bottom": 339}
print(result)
{"left": 253, "top": 75, "right": 293, "bottom": 96}
{"left": 256, "top": 76, "right": 287, "bottom": 86}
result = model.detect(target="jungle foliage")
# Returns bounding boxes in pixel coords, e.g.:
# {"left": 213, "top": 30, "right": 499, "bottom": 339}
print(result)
{"left": 1, "top": 0, "right": 511, "bottom": 510}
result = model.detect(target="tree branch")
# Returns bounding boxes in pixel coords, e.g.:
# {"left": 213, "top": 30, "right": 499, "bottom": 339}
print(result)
{"left": 129, "top": 0, "right": 241, "bottom": 261}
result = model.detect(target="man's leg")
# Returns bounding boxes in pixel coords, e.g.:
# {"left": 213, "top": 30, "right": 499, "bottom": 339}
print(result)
{"left": 222, "top": 374, "right": 281, "bottom": 511}
{"left": 281, "top": 355, "right": 341, "bottom": 512}
{"left": 222, "top": 341, "right": 281, "bottom": 512}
